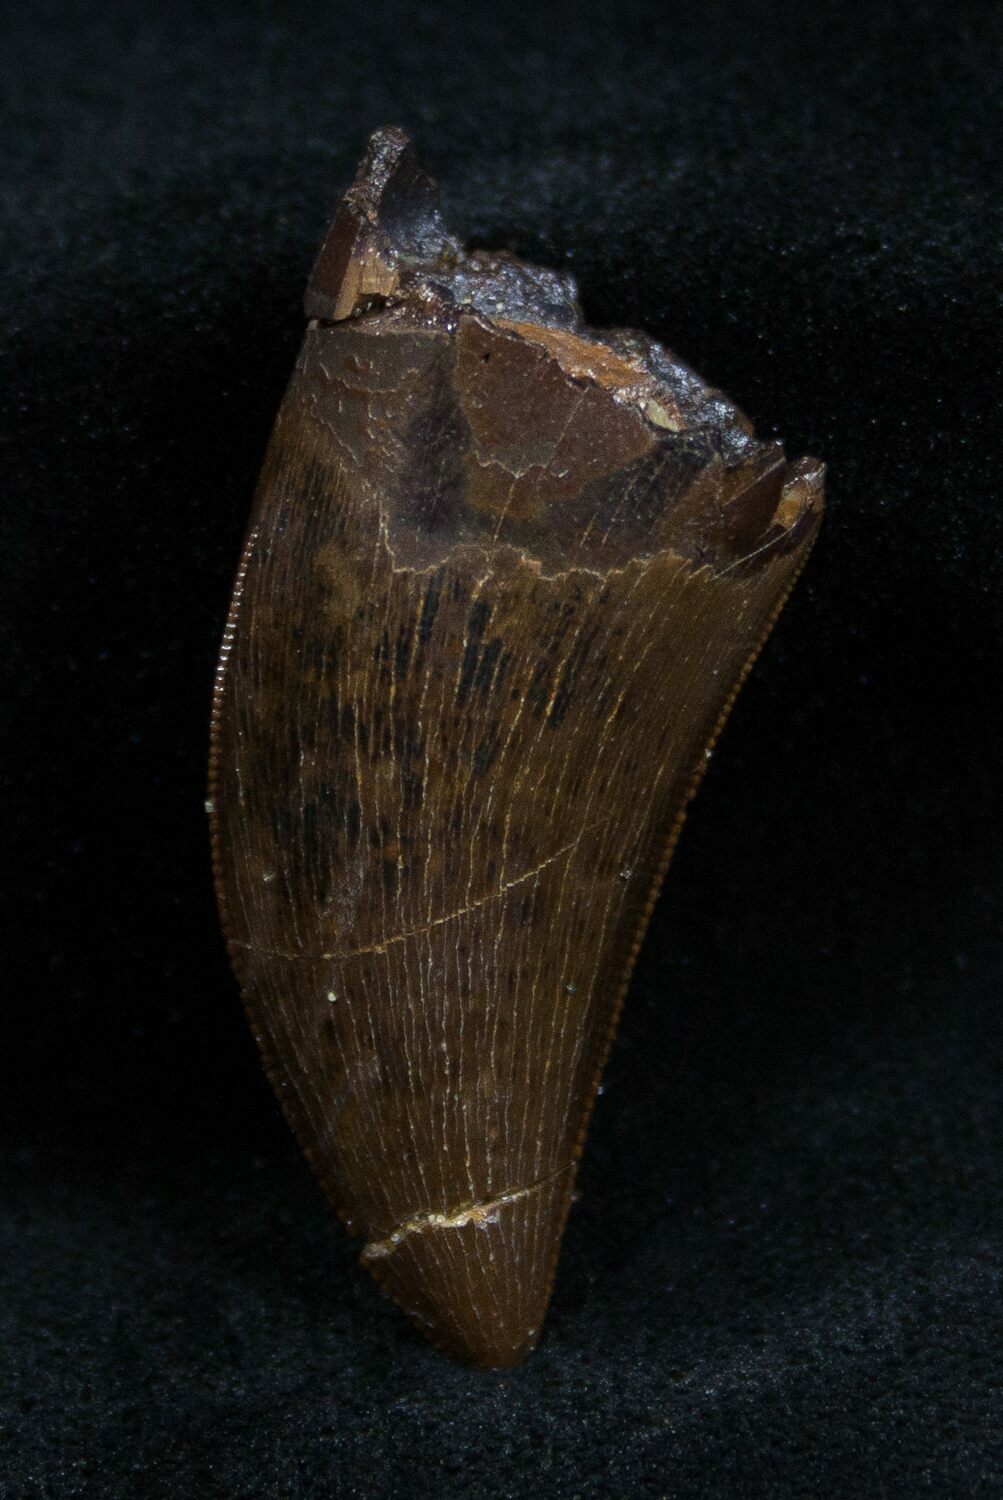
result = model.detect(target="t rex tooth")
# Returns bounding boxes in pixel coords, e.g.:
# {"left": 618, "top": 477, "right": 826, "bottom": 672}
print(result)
{"left": 209, "top": 125, "right": 824, "bottom": 1368}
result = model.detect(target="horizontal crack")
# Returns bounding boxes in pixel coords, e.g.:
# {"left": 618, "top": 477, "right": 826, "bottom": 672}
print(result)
{"left": 336, "top": 832, "right": 584, "bottom": 959}
{"left": 359, "top": 1166, "right": 571, "bottom": 1262}
{"left": 232, "top": 829, "right": 588, "bottom": 964}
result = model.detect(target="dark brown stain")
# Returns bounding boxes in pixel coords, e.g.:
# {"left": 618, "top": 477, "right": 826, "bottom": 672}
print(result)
{"left": 209, "top": 126, "right": 824, "bottom": 1369}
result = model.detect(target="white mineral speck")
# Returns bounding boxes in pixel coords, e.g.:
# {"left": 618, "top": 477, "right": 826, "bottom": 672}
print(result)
{"left": 644, "top": 398, "right": 683, "bottom": 431}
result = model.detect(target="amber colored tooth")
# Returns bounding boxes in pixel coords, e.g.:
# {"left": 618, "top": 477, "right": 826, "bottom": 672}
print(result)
{"left": 209, "top": 126, "right": 824, "bottom": 1368}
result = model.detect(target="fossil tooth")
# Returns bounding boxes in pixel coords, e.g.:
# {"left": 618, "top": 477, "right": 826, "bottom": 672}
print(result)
{"left": 209, "top": 125, "right": 824, "bottom": 1368}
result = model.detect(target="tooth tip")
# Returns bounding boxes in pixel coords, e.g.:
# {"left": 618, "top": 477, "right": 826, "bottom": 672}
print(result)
{"left": 364, "top": 1168, "right": 575, "bottom": 1369}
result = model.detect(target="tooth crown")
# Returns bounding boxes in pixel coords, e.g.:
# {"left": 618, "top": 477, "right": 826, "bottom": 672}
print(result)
{"left": 209, "top": 127, "right": 823, "bottom": 1367}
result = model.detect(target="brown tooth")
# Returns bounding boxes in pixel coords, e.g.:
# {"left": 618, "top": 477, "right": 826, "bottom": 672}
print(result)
{"left": 209, "top": 125, "right": 824, "bottom": 1368}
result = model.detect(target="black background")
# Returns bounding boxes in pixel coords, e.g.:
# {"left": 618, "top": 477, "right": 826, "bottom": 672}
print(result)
{"left": 3, "top": 1, "right": 1001, "bottom": 1494}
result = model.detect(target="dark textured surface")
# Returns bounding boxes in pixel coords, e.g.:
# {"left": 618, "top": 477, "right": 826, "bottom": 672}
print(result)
{"left": 3, "top": 0, "right": 1001, "bottom": 1493}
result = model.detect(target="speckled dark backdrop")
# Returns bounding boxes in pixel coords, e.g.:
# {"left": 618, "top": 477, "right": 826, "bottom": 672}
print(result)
{"left": 3, "top": 1, "right": 1001, "bottom": 1495}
